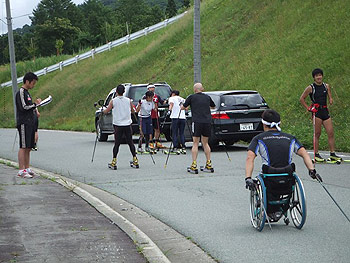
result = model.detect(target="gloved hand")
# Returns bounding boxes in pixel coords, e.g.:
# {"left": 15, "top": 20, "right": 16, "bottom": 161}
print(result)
{"left": 166, "top": 110, "right": 171, "bottom": 116}
{"left": 245, "top": 177, "right": 255, "bottom": 190}
{"left": 138, "top": 99, "right": 142, "bottom": 105}
{"left": 309, "top": 169, "right": 322, "bottom": 182}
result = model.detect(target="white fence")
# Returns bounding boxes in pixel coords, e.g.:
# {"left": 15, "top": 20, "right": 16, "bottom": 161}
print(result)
{"left": 1, "top": 12, "right": 187, "bottom": 88}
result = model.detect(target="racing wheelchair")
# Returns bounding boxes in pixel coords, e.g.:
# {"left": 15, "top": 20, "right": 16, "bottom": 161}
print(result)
{"left": 249, "top": 163, "right": 306, "bottom": 231}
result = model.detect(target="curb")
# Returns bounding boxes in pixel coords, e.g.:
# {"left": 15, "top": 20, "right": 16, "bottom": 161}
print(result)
{"left": 0, "top": 158, "right": 170, "bottom": 263}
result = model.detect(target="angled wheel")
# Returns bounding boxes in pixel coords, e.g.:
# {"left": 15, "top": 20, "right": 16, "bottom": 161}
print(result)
{"left": 96, "top": 120, "right": 108, "bottom": 142}
{"left": 290, "top": 174, "right": 307, "bottom": 229}
{"left": 249, "top": 175, "right": 267, "bottom": 231}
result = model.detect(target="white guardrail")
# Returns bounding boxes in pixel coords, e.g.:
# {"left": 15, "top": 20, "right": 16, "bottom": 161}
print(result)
{"left": 1, "top": 12, "right": 187, "bottom": 89}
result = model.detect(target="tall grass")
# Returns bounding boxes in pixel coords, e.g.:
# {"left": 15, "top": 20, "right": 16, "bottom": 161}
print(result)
{"left": 1, "top": 0, "right": 349, "bottom": 151}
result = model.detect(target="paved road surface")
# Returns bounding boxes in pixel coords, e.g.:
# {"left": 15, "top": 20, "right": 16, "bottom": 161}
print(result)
{"left": 1, "top": 129, "right": 349, "bottom": 263}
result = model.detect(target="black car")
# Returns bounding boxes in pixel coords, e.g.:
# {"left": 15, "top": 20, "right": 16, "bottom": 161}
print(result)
{"left": 94, "top": 82, "right": 172, "bottom": 141}
{"left": 181, "top": 90, "right": 269, "bottom": 147}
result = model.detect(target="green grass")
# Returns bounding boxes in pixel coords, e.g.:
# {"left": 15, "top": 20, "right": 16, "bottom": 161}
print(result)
{"left": 1, "top": 0, "right": 349, "bottom": 151}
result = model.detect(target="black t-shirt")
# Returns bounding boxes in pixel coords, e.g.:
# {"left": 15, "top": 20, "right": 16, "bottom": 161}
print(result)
{"left": 309, "top": 82, "right": 328, "bottom": 106}
{"left": 183, "top": 93, "right": 215, "bottom": 123}
{"left": 248, "top": 130, "right": 303, "bottom": 168}
{"left": 15, "top": 87, "right": 37, "bottom": 126}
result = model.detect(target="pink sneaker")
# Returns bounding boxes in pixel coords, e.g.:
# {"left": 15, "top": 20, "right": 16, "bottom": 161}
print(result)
{"left": 17, "top": 169, "right": 33, "bottom": 179}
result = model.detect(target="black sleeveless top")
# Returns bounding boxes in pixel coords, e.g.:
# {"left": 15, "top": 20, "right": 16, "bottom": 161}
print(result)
{"left": 309, "top": 82, "right": 328, "bottom": 106}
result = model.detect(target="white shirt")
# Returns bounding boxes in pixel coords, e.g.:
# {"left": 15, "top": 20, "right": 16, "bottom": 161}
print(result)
{"left": 169, "top": 96, "right": 185, "bottom": 119}
{"left": 112, "top": 96, "right": 132, "bottom": 126}
{"left": 138, "top": 99, "right": 155, "bottom": 118}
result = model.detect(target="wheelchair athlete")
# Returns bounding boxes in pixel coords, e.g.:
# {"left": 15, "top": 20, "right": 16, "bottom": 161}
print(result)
{"left": 245, "top": 109, "right": 322, "bottom": 220}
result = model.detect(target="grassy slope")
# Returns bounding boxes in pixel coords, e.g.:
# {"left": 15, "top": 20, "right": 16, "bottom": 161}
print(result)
{"left": 1, "top": 0, "right": 349, "bottom": 151}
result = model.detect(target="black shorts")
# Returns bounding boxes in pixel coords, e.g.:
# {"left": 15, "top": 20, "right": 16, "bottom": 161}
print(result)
{"left": 152, "top": 118, "right": 159, "bottom": 130}
{"left": 315, "top": 108, "right": 330, "bottom": 121}
{"left": 193, "top": 122, "right": 211, "bottom": 137}
{"left": 17, "top": 123, "right": 35, "bottom": 149}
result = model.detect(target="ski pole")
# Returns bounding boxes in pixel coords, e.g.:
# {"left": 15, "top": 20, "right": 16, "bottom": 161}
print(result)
{"left": 12, "top": 130, "right": 17, "bottom": 152}
{"left": 164, "top": 107, "right": 182, "bottom": 168}
{"left": 316, "top": 177, "right": 350, "bottom": 223}
{"left": 313, "top": 112, "right": 316, "bottom": 164}
{"left": 221, "top": 141, "right": 231, "bottom": 162}
{"left": 91, "top": 114, "right": 102, "bottom": 163}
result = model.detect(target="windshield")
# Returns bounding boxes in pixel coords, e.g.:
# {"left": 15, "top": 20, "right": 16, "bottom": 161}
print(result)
{"left": 220, "top": 94, "right": 267, "bottom": 109}
{"left": 128, "top": 85, "right": 171, "bottom": 102}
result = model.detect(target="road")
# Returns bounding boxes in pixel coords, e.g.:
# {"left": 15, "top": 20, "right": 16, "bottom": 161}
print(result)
{"left": 1, "top": 128, "right": 349, "bottom": 263}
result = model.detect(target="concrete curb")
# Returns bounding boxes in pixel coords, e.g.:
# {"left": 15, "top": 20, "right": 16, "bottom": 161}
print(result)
{"left": 1, "top": 158, "right": 217, "bottom": 263}
{"left": 0, "top": 158, "right": 170, "bottom": 263}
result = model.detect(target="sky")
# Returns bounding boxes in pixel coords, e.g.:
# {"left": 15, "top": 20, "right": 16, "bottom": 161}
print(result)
{"left": 0, "top": 0, "right": 86, "bottom": 35}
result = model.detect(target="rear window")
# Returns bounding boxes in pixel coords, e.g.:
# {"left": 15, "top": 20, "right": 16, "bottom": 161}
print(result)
{"left": 220, "top": 93, "right": 267, "bottom": 109}
{"left": 128, "top": 85, "right": 171, "bottom": 102}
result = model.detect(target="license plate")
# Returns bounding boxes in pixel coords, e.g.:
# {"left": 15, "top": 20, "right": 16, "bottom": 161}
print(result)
{"left": 240, "top": 123, "right": 253, "bottom": 131}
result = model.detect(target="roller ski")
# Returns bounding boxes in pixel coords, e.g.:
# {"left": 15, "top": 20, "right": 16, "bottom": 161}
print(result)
{"left": 164, "top": 148, "right": 180, "bottom": 155}
{"left": 130, "top": 156, "right": 139, "bottom": 168}
{"left": 156, "top": 141, "right": 167, "bottom": 150}
{"left": 313, "top": 153, "right": 341, "bottom": 164}
{"left": 200, "top": 160, "right": 214, "bottom": 173}
{"left": 187, "top": 161, "right": 199, "bottom": 174}
{"left": 108, "top": 158, "right": 117, "bottom": 170}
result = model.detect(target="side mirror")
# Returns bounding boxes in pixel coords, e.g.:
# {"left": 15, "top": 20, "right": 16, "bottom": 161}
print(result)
{"left": 98, "top": 99, "right": 104, "bottom": 106}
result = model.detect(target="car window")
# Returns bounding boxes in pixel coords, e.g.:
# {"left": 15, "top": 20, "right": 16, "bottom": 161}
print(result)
{"left": 105, "top": 93, "right": 114, "bottom": 106}
{"left": 220, "top": 94, "right": 267, "bottom": 109}
{"left": 206, "top": 94, "right": 220, "bottom": 110}
{"left": 128, "top": 85, "right": 171, "bottom": 102}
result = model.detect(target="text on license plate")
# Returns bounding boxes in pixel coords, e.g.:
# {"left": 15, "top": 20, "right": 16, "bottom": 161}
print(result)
{"left": 240, "top": 123, "right": 254, "bottom": 131}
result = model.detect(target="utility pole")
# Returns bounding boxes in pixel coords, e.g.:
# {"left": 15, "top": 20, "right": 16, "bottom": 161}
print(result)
{"left": 193, "top": 0, "right": 201, "bottom": 84}
{"left": 5, "top": 0, "right": 18, "bottom": 124}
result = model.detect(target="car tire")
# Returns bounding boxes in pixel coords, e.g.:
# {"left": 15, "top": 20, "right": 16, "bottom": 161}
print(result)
{"left": 208, "top": 137, "right": 219, "bottom": 149}
{"left": 96, "top": 120, "right": 108, "bottom": 142}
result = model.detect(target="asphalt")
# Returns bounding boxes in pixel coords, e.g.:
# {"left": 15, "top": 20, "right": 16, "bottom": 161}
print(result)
{"left": 0, "top": 163, "right": 146, "bottom": 263}
{"left": 0, "top": 160, "right": 216, "bottom": 263}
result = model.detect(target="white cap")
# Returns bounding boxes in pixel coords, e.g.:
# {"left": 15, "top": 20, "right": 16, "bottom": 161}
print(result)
{"left": 147, "top": 84, "right": 155, "bottom": 89}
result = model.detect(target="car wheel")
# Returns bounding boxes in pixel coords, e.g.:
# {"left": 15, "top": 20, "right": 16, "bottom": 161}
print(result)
{"left": 96, "top": 120, "right": 108, "bottom": 142}
{"left": 223, "top": 140, "right": 235, "bottom": 146}
{"left": 208, "top": 137, "right": 219, "bottom": 149}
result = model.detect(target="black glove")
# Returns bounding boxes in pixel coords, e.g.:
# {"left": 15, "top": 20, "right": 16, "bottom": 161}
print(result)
{"left": 166, "top": 110, "right": 171, "bottom": 116}
{"left": 309, "top": 169, "right": 322, "bottom": 182}
{"left": 138, "top": 99, "right": 142, "bottom": 104}
{"left": 245, "top": 177, "right": 255, "bottom": 190}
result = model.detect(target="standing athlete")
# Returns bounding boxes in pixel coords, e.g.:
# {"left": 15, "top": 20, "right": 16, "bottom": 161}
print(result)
{"left": 181, "top": 83, "right": 216, "bottom": 173}
{"left": 103, "top": 85, "right": 139, "bottom": 170}
{"left": 300, "top": 68, "right": 342, "bottom": 163}
{"left": 168, "top": 90, "right": 186, "bottom": 154}
{"left": 16, "top": 72, "right": 41, "bottom": 178}
{"left": 146, "top": 84, "right": 166, "bottom": 150}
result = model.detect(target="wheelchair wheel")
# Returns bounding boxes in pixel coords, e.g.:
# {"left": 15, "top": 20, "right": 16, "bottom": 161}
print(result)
{"left": 290, "top": 174, "right": 307, "bottom": 229}
{"left": 249, "top": 175, "right": 267, "bottom": 231}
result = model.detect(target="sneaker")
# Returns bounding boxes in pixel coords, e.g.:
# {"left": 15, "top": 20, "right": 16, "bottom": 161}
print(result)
{"left": 137, "top": 147, "right": 144, "bottom": 153}
{"left": 329, "top": 152, "right": 342, "bottom": 161}
{"left": 145, "top": 147, "right": 151, "bottom": 153}
{"left": 17, "top": 169, "right": 33, "bottom": 179}
{"left": 26, "top": 168, "right": 35, "bottom": 176}
{"left": 190, "top": 161, "right": 197, "bottom": 170}
{"left": 132, "top": 156, "right": 139, "bottom": 166}
{"left": 171, "top": 148, "right": 180, "bottom": 154}
{"left": 180, "top": 147, "right": 186, "bottom": 154}
{"left": 314, "top": 153, "right": 325, "bottom": 162}
{"left": 32, "top": 147, "right": 38, "bottom": 151}
{"left": 205, "top": 160, "right": 213, "bottom": 170}
{"left": 108, "top": 158, "right": 117, "bottom": 170}
{"left": 149, "top": 143, "right": 155, "bottom": 150}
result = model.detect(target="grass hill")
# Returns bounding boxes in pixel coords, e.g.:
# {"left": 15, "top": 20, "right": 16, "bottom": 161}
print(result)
{"left": 1, "top": 0, "right": 349, "bottom": 151}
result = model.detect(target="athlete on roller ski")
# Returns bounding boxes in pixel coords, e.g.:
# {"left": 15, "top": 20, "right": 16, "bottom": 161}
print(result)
{"left": 181, "top": 83, "right": 216, "bottom": 174}
{"left": 103, "top": 85, "right": 139, "bottom": 170}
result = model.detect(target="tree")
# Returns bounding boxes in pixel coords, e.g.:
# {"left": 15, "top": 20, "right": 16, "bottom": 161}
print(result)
{"left": 55, "top": 39, "right": 64, "bottom": 56}
{"left": 183, "top": 0, "right": 190, "bottom": 8}
{"left": 166, "top": 0, "right": 177, "bottom": 18}
{"left": 26, "top": 38, "right": 38, "bottom": 61}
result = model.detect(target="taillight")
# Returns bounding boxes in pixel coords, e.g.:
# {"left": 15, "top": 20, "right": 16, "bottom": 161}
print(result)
{"left": 211, "top": 112, "right": 230, "bottom": 119}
